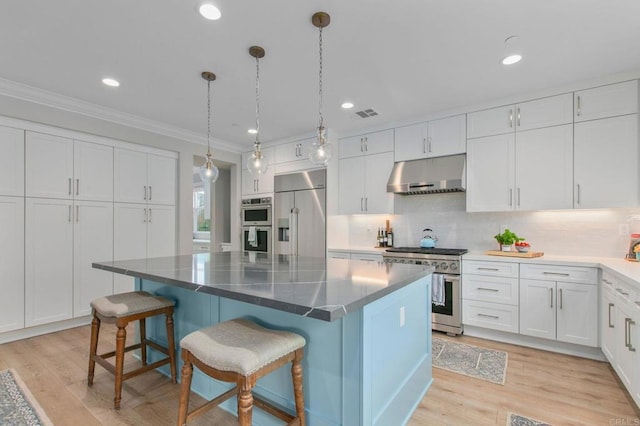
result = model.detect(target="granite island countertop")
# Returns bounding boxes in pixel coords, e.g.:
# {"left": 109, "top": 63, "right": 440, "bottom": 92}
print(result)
{"left": 93, "top": 251, "right": 432, "bottom": 322}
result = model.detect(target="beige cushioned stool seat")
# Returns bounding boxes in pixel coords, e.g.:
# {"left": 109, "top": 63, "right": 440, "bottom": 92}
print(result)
{"left": 180, "top": 318, "right": 306, "bottom": 376}
{"left": 90, "top": 291, "right": 174, "bottom": 318}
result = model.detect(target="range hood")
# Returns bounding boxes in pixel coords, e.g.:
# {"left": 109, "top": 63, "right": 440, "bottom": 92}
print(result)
{"left": 386, "top": 154, "right": 466, "bottom": 195}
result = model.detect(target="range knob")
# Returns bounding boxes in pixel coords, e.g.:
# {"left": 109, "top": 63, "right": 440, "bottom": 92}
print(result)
{"left": 449, "top": 263, "right": 458, "bottom": 271}
{"left": 431, "top": 261, "right": 439, "bottom": 269}
{"left": 440, "top": 262, "right": 449, "bottom": 270}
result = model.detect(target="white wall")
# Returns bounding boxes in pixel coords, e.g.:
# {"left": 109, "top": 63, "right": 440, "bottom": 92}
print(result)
{"left": 334, "top": 193, "right": 640, "bottom": 258}
{"left": 0, "top": 93, "right": 242, "bottom": 255}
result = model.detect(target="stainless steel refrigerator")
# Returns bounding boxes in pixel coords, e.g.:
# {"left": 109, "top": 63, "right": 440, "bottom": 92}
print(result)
{"left": 274, "top": 169, "right": 326, "bottom": 258}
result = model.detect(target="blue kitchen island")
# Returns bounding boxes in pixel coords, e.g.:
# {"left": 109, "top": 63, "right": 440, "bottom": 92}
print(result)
{"left": 93, "top": 252, "right": 433, "bottom": 425}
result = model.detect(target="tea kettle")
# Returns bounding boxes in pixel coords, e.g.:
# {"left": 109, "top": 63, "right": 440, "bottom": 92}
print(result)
{"left": 420, "top": 228, "right": 438, "bottom": 248}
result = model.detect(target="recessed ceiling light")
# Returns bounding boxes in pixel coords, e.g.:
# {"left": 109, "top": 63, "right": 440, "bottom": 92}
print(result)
{"left": 502, "top": 54, "right": 522, "bottom": 65}
{"left": 341, "top": 102, "right": 354, "bottom": 109}
{"left": 102, "top": 77, "right": 120, "bottom": 87}
{"left": 199, "top": 2, "right": 221, "bottom": 20}
{"left": 248, "top": 129, "right": 258, "bottom": 134}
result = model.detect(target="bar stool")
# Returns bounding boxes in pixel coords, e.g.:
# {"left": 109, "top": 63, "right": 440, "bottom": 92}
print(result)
{"left": 177, "top": 318, "right": 306, "bottom": 426}
{"left": 87, "top": 291, "right": 177, "bottom": 409}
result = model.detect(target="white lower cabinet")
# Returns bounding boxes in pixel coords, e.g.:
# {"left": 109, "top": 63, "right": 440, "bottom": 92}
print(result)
{"left": 462, "top": 260, "right": 519, "bottom": 333}
{"left": 114, "top": 203, "right": 176, "bottom": 293}
{"left": 519, "top": 264, "right": 598, "bottom": 347}
{"left": 0, "top": 196, "right": 24, "bottom": 333}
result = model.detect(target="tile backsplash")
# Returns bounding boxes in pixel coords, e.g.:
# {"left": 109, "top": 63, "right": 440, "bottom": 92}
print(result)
{"left": 330, "top": 193, "right": 640, "bottom": 258}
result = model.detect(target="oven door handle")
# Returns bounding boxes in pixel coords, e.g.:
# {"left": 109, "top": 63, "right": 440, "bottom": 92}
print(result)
{"left": 439, "top": 274, "right": 460, "bottom": 283}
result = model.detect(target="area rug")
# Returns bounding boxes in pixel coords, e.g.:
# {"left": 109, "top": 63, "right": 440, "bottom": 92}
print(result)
{"left": 0, "top": 369, "right": 53, "bottom": 426}
{"left": 432, "top": 337, "right": 508, "bottom": 384}
{"left": 507, "top": 412, "right": 552, "bottom": 426}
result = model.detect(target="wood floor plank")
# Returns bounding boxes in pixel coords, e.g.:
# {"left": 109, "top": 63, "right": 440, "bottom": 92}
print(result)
{"left": 1, "top": 326, "right": 639, "bottom": 425}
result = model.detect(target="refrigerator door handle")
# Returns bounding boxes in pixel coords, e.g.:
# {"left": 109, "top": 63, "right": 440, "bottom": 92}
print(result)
{"left": 290, "top": 207, "right": 299, "bottom": 256}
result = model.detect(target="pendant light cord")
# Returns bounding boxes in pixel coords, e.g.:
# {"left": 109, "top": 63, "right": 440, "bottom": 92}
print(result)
{"left": 206, "top": 79, "right": 212, "bottom": 156}
{"left": 255, "top": 55, "right": 261, "bottom": 149}
{"left": 318, "top": 26, "right": 324, "bottom": 130}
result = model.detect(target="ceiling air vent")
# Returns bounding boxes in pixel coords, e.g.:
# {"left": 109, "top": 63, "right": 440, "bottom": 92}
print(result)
{"left": 355, "top": 108, "right": 379, "bottom": 119}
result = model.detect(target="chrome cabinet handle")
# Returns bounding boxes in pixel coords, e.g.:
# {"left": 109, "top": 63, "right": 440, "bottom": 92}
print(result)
{"left": 144, "top": 186, "right": 148, "bottom": 200}
{"left": 364, "top": 137, "right": 368, "bottom": 152}
{"left": 478, "top": 267, "right": 499, "bottom": 271}
{"left": 143, "top": 208, "right": 147, "bottom": 223}
{"left": 559, "top": 288, "right": 563, "bottom": 310}
{"left": 509, "top": 188, "right": 513, "bottom": 207}
{"left": 576, "top": 95, "right": 581, "bottom": 117}
{"left": 76, "top": 205, "right": 79, "bottom": 223}
{"left": 576, "top": 184, "right": 581, "bottom": 205}
{"left": 477, "top": 313, "right": 499, "bottom": 319}
{"left": 509, "top": 109, "right": 513, "bottom": 127}
{"left": 629, "top": 319, "right": 636, "bottom": 352}
{"left": 543, "top": 272, "right": 570, "bottom": 277}
{"left": 427, "top": 136, "right": 432, "bottom": 153}
{"left": 364, "top": 197, "right": 368, "bottom": 211}
{"left": 68, "top": 178, "right": 72, "bottom": 196}
{"left": 76, "top": 178, "right": 79, "bottom": 196}
{"left": 68, "top": 205, "right": 72, "bottom": 223}
{"left": 360, "top": 197, "right": 364, "bottom": 212}
{"left": 256, "top": 179, "right": 259, "bottom": 192}
{"left": 616, "top": 288, "right": 630, "bottom": 296}
{"left": 517, "top": 107, "right": 521, "bottom": 127}
{"left": 149, "top": 186, "right": 152, "bottom": 200}
{"left": 550, "top": 288, "right": 554, "bottom": 308}
{"left": 602, "top": 278, "right": 612, "bottom": 285}
{"left": 422, "top": 138, "right": 427, "bottom": 154}
{"left": 517, "top": 188, "right": 521, "bottom": 207}
{"left": 360, "top": 138, "right": 364, "bottom": 152}
{"left": 477, "top": 287, "right": 499, "bottom": 292}
{"left": 608, "top": 303, "right": 615, "bottom": 328}
{"left": 148, "top": 208, "right": 152, "bottom": 223}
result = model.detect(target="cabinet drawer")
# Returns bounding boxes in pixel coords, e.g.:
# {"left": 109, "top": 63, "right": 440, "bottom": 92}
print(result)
{"left": 462, "top": 260, "right": 518, "bottom": 278}
{"left": 462, "top": 275, "right": 519, "bottom": 305}
{"left": 327, "top": 250, "right": 350, "bottom": 260}
{"left": 350, "top": 253, "right": 382, "bottom": 262}
{"left": 520, "top": 264, "right": 597, "bottom": 284}
{"left": 462, "top": 300, "right": 519, "bottom": 333}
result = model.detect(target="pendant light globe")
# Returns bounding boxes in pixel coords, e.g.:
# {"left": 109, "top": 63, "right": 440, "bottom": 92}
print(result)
{"left": 246, "top": 149, "right": 268, "bottom": 175}
{"left": 308, "top": 12, "right": 333, "bottom": 166}
{"left": 199, "top": 71, "right": 219, "bottom": 183}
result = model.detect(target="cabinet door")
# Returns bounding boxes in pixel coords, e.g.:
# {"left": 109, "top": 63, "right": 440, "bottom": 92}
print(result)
{"left": 600, "top": 285, "right": 617, "bottom": 363}
{"left": 467, "top": 105, "right": 515, "bottom": 139}
{"left": 339, "top": 134, "right": 366, "bottom": 159}
{"left": 114, "top": 148, "right": 148, "bottom": 203}
{"left": 338, "top": 156, "right": 365, "bottom": 214}
{"left": 364, "top": 151, "right": 394, "bottom": 214}
{"left": 73, "top": 201, "right": 113, "bottom": 317}
{"left": 556, "top": 282, "right": 598, "bottom": 346}
{"left": 25, "top": 198, "right": 73, "bottom": 326}
{"left": 25, "top": 132, "right": 73, "bottom": 199}
{"left": 147, "top": 154, "right": 176, "bottom": 205}
{"left": 0, "top": 126, "right": 24, "bottom": 196}
{"left": 428, "top": 115, "right": 466, "bottom": 157}
{"left": 0, "top": 196, "right": 24, "bottom": 332}
{"left": 242, "top": 169, "right": 257, "bottom": 196}
{"left": 615, "top": 301, "right": 636, "bottom": 390}
{"left": 394, "top": 122, "right": 428, "bottom": 161}
{"left": 255, "top": 166, "right": 274, "bottom": 194}
{"left": 466, "top": 133, "right": 515, "bottom": 212}
{"left": 515, "top": 124, "right": 573, "bottom": 210}
{"left": 575, "top": 80, "right": 638, "bottom": 122}
{"left": 74, "top": 140, "right": 113, "bottom": 202}
{"left": 147, "top": 205, "right": 176, "bottom": 258}
{"left": 114, "top": 203, "right": 147, "bottom": 293}
{"left": 362, "top": 129, "right": 394, "bottom": 155}
{"left": 275, "top": 140, "right": 305, "bottom": 163}
{"left": 519, "top": 279, "right": 556, "bottom": 340}
{"left": 516, "top": 93, "right": 573, "bottom": 131}
{"left": 574, "top": 114, "right": 638, "bottom": 208}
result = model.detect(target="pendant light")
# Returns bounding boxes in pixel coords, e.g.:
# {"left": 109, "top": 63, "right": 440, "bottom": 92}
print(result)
{"left": 247, "top": 46, "right": 268, "bottom": 176}
{"left": 199, "top": 71, "right": 220, "bottom": 183}
{"left": 308, "top": 11, "right": 333, "bottom": 166}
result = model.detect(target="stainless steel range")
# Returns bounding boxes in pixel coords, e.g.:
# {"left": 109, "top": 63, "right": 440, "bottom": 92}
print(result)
{"left": 383, "top": 247, "right": 467, "bottom": 335}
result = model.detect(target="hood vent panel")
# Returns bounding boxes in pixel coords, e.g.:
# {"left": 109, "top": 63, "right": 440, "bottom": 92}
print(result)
{"left": 386, "top": 154, "right": 466, "bottom": 195}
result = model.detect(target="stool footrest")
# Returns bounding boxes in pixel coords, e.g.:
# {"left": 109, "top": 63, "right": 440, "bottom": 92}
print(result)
{"left": 186, "top": 387, "right": 237, "bottom": 422}
{"left": 254, "top": 395, "right": 297, "bottom": 423}
{"left": 99, "top": 343, "right": 143, "bottom": 360}
{"left": 121, "top": 357, "right": 171, "bottom": 381}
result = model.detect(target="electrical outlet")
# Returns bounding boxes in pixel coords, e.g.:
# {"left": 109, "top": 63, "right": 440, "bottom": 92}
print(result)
{"left": 367, "top": 224, "right": 372, "bottom": 233}
{"left": 500, "top": 225, "right": 508, "bottom": 233}
{"left": 619, "top": 223, "right": 630, "bottom": 236}
{"left": 399, "top": 306, "right": 405, "bottom": 327}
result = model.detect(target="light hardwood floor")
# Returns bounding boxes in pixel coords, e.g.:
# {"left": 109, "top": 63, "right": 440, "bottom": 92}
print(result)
{"left": 1, "top": 326, "right": 638, "bottom": 425}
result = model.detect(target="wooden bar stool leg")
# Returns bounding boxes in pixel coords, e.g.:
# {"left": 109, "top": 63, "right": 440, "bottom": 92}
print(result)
{"left": 237, "top": 378, "right": 254, "bottom": 426}
{"left": 166, "top": 311, "right": 177, "bottom": 383}
{"left": 177, "top": 351, "right": 193, "bottom": 426}
{"left": 87, "top": 313, "right": 100, "bottom": 386}
{"left": 139, "top": 317, "right": 147, "bottom": 366}
{"left": 292, "top": 349, "right": 306, "bottom": 424}
{"left": 114, "top": 323, "right": 127, "bottom": 410}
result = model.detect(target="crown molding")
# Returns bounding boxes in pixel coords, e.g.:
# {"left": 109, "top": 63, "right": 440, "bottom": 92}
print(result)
{"left": 0, "top": 77, "right": 241, "bottom": 154}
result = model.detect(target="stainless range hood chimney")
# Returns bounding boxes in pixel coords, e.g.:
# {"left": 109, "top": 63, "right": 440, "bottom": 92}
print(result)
{"left": 386, "top": 154, "right": 466, "bottom": 195}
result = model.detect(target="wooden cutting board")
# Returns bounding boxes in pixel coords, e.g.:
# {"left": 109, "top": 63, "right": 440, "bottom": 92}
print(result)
{"left": 485, "top": 250, "right": 544, "bottom": 258}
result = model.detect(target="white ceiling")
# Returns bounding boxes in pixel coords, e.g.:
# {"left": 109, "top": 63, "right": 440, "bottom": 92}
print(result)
{"left": 2, "top": 0, "right": 640, "bottom": 153}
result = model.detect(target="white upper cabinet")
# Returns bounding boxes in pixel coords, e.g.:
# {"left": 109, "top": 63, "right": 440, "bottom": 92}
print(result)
{"left": 574, "top": 114, "right": 638, "bottom": 208}
{"left": 0, "top": 126, "right": 24, "bottom": 196}
{"left": 339, "top": 129, "right": 393, "bottom": 159}
{"left": 25, "top": 132, "right": 74, "bottom": 199}
{"left": 114, "top": 148, "right": 176, "bottom": 205}
{"left": 26, "top": 132, "right": 113, "bottom": 201}
{"left": 575, "top": 80, "right": 638, "bottom": 122}
{"left": 467, "top": 93, "right": 573, "bottom": 139}
{"left": 275, "top": 139, "right": 313, "bottom": 164}
{"left": 395, "top": 114, "right": 466, "bottom": 161}
{"left": 338, "top": 151, "right": 394, "bottom": 215}
{"left": 242, "top": 147, "right": 275, "bottom": 196}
